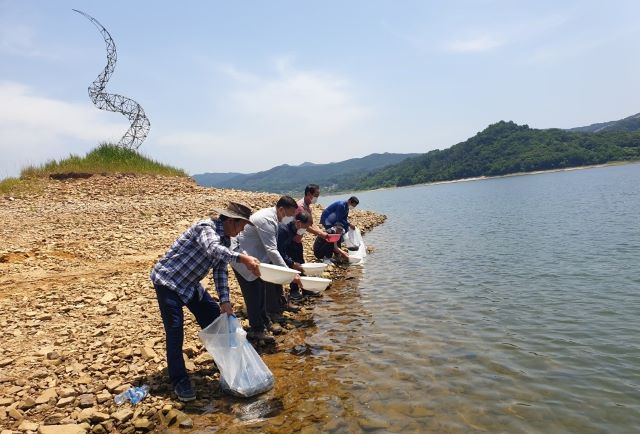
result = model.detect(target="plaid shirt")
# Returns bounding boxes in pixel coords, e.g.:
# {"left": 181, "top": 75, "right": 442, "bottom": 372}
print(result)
{"left": 150, "top": 218, "right": 239, "bottom": 304}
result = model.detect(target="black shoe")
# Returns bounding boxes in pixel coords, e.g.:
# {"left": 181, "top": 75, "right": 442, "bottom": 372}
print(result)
{"left": 302, "top": 289, "right": 322, "bottom": 298}
{"left": 174, "top": 377, "right": 196, "bottom": 402}
{"left": 283, "top": 303, "right": 300, "bottom": 312}
{"left": 247, "top": 329, "right": 276, "bottom": 344}
{"left": 289, "top": 291, "right": 304, "bottom": 301}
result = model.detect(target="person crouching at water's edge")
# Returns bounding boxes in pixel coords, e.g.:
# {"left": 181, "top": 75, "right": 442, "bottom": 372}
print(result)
{"left": 320, "top": 196, "right": 359, "bottom": 231}
{"left": 150, "top": 202, "right": 261, "bottom": 402}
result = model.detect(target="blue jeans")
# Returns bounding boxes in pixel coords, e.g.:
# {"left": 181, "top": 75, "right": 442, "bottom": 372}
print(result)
{"left": 154, "top": 284, "right": 220, "bottom": 386}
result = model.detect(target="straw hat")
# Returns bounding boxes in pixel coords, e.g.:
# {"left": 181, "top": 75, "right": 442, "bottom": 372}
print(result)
{"left": 212, "top": 202, "right": 253, "bottom": 224}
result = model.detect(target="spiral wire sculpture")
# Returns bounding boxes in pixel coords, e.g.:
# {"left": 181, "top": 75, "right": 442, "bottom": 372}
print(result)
{"left": 73, "top": 9, "right": 150, "bottom": 150}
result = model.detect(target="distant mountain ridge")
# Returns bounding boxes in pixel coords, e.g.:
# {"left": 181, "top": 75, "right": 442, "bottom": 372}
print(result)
{"left": 192, "top": 172, "right": 243, "bottom": 186}
{"left": 568, "top": 112, "right": 640, "bottom": 133}
{"left": 193, "top": 152, "right": 419, "bottom": 194}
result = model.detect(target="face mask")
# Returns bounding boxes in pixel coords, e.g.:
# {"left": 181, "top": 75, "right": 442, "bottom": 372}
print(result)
{"left": 297, "top": 228, "right": 307, "bottom": 235}
{"left": 311, "top": 196, "right": 318, "bottom": 204}
{"left": 282, "top": 215, "right": 294, "bottom": 224}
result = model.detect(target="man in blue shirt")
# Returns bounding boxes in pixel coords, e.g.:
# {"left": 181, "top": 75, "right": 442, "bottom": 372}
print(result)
{"left": 151, "top": 202, "right": 261, "bottom": 402}
{"left": 320, "top": 196, "right": 359, "bottom": 231}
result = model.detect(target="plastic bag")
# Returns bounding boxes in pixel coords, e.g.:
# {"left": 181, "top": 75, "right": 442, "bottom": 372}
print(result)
{"left": 198, "top": 314, "right": 275, "bottom": 398}
{"left": 344, "top": 228, "right": 361, "bottom": 249}
{"left": 346, "top": 228, "right": 367, "bottom": 265}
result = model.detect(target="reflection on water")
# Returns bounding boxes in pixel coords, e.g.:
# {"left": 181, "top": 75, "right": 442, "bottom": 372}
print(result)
{"left": 197, "top": 164, "right": 640, "bottom": 433}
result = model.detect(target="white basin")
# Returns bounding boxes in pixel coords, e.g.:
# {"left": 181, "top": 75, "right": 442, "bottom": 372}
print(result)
{"left": 258, "top": 263, "right": 300, "bottom": 284}
{"left": 299, "top": 276, "right": 331, "bottom": 292}
{"left": 300, "top": 263, "right": 328, "bottom": 276}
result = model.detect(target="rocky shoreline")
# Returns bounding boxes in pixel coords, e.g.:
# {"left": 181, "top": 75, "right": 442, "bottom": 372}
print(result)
{"left": 0, "top": 175, "right": 385, "bottom": 433}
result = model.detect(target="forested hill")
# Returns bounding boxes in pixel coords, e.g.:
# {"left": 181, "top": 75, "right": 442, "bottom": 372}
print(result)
{"left": 339, "top": 121, "right": 640, "bottom": 191}
{"left": 193, "top": 152, "right": 419, "bottom": 194}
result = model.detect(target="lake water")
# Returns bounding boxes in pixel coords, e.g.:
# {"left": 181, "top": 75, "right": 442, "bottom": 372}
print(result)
{"left": 313, "top": 164, "right": 640, "bottom": 433}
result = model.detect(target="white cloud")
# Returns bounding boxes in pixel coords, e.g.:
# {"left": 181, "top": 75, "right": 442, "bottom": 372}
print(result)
{"left": 157, "top": 59, "right": 375, "bottom": 174}
{"left": 0, "top": 81, "right": 127, "bottom": 177}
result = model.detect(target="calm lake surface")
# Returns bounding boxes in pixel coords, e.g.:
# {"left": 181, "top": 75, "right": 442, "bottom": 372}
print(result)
{"left": 312, "top": 164, "right": 640, "bottom": 433}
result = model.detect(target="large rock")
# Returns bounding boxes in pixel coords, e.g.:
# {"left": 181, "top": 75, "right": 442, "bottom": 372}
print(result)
{"left": 56, "top": 396, "right": 75, "bottom": 407}
{"left": 8, "top": 406, "right": 24, "bottom": 421}
{"left": 111, "top": 408, "right": 133, "bottom": 423}
{"left": 18, "top": 397, "right": 36, "bottom": 410}
{"left": 58, "top": 388, "right": 76, "bottom": 398}
{"left": 104, "top": 379, "right": 121, "bottom": 392}
{"left": 99, "top": 292, "right": 117, "bottom": 304}
{"left": 36, "top": 388, "right": 58, "bottom": 404}
{"left": 38, "top": 424, "right": 88, "bottom": 434}
{"left": 76, "top": 394, "right": 96, "bottom": 408}
{"left": 140, "top": 347, "right": 157, "bottom": 360}
{"left": 18, "top": 420, "right": 39, "bottom": 431}
{"left": 132, "top": 418, "right": 154, "bottom": 431}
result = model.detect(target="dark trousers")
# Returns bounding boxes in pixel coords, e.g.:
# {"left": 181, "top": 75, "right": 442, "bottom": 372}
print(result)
{"left": 154, "top": 284, "right": 220, "bottom": 386}
{"left": 265, "top": 282, "right": 284, "bottom": 314}
{"left": 288, "top": 241, "right": 304, "bottom": 295}
{"left": 233, "top": 270, "right": 268, "bottom": 332}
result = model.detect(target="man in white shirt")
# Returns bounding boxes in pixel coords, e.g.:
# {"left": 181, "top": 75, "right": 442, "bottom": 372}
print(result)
{"left": 232, "top": 196, "right": 301, "bottom": 342}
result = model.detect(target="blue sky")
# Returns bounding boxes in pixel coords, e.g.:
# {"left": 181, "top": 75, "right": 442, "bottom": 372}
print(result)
{"left": 2, "top": 0, "right": 640, "bottom": 178}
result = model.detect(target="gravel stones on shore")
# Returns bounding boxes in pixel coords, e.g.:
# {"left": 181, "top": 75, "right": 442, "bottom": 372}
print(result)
{"left": 0, "top": 174, "right": 385, "bottom": 432}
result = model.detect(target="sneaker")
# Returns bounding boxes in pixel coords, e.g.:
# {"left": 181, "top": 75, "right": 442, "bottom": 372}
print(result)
{"left": 247, "top": 329, "right": 276, "bottom": 344}
{"left": 302, "top": 289, "right": 322, "bottom": 298}
{"left": 174, "top": 377, "right": 196, "bottom": 402}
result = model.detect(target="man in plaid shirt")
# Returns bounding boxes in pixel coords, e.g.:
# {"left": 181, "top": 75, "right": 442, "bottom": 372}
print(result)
{"left": 151, "top": 202, "right": 261, "bottom": 402}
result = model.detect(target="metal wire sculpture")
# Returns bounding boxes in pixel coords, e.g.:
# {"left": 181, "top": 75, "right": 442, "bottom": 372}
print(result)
{"left": 73, "top": 9, "right": 150, "bottom": 150}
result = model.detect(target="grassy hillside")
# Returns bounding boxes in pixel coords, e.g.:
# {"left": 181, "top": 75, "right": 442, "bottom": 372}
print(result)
{"left": 340, "top": 121, "right": 640, "bottom": 190}
{"left": 1, "top": 144, "right": 186, "bottom": 195}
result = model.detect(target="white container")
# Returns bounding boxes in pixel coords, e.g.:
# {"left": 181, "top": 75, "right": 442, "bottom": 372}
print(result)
{"left": 299, "top": 276, "right": 331, "bottom": 292}
{"left": 258, "top": 263, "right": 300, "bottom": 284}
{"left": 300, "top": 263, "right": 328, "bottom": 276}
{"left": 348, "top": 253, "right": 362, "bottom": 264}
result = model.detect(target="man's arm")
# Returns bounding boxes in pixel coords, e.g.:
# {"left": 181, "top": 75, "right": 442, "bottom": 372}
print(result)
{"left": 333, "top": 244, "right": 349, "bottom": 260}
{"left": 306, "top": 224, "right": 328, "bottom": 238}
{"left": 212, "top": 265, "right": 234, "bottom": 315}
{"left": 341, "top": 202, "right": 354, "bottom": 230}
{"left": 197, "top": 226, "right": 239, "bottom": 264}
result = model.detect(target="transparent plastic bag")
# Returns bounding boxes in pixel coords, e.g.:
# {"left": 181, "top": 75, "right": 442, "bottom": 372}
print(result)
{"left": 344, "top": 228, "right": 361, "bottom": 249}
{"left": 198, "top": 314, "right": 275, "bottom": 398}
{"left": 346, "top": 228, "right": 367, "bottom": 265}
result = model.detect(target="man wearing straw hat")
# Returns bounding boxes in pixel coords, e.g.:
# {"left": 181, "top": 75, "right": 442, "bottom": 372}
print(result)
{"left": 151, "top": 202, "right": 261, "bottom": 402}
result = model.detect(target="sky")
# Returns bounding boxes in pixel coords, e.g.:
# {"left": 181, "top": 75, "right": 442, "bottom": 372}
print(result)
{"left": 2, "top": 0, "right": 640, "bottom": 178}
